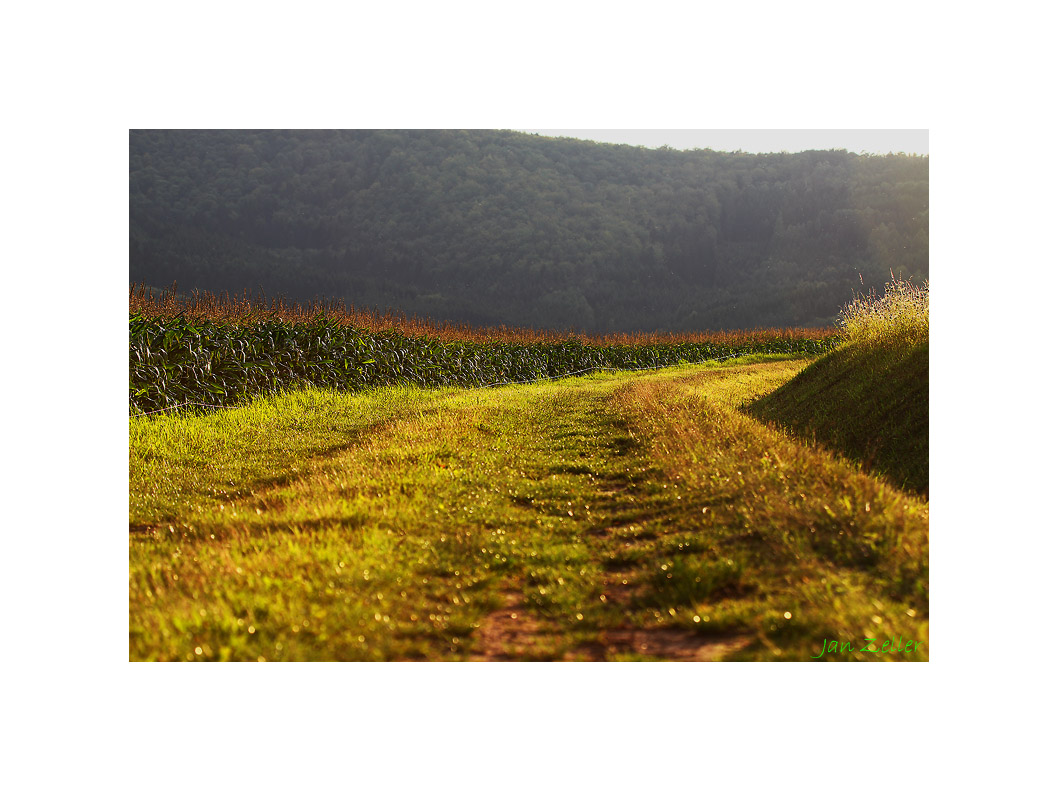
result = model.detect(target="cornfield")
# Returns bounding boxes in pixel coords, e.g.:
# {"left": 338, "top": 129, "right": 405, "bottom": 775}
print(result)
{"left": 129, "top": 285, "right": 841, "bottom": 415}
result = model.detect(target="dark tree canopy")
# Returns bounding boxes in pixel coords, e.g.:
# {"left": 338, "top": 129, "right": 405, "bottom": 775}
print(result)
{"left": 130, "top": 129, "right": 928, "bottom": 332}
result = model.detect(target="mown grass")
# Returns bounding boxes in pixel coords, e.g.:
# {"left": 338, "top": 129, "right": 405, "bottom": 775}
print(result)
{"left": 131, "top": 373, "right": 656, "bottom": 660}
{"left": 130, "top": 357, "right": 927, "bottom": 661}
{"left": 130, "top": 386, "right": 455, "bottom": 529}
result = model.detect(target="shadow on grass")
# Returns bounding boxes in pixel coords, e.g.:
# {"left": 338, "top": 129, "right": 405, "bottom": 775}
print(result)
{"left": 744, "top": 341, "right": 928, "bottom": 497}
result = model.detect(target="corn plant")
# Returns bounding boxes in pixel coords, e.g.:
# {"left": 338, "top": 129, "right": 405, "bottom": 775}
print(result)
{"left": 130, "top": 311, "right": 840, "bottom": 415}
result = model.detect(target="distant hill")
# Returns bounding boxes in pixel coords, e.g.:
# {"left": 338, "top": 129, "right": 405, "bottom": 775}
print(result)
{"left": 130, "top": 130, "right": 928, "bottom": 332}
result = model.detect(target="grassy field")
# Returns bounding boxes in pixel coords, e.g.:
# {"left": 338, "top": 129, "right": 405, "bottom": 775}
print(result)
{"left": 130, "top": 356, "right": 928, "bottom": 661}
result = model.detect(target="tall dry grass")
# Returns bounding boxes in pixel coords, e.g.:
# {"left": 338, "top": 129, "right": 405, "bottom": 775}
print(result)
{"left": 838, "top": 276, "right": 929, "bottom": 347}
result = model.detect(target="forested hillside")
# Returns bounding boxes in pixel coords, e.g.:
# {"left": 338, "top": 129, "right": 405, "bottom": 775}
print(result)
{"left": 130, "top": 130, "right": 927, "bottom": 332}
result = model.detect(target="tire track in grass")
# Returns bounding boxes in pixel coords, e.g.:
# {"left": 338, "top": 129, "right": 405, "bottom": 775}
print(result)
{"left": 467, "top": 380, "right": 755, "bottom": 661}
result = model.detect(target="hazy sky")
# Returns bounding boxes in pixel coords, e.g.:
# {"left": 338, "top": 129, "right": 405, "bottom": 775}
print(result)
{"left": 515, "top": 130, "right": 928, "bottom": 156}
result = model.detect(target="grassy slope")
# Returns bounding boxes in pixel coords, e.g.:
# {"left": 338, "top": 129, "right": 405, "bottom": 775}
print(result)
{"left": 744, "top": 341, "right": 928, "bottom": 496}
{"left": 130, "top": 359, "right": 927, "bottom": 661}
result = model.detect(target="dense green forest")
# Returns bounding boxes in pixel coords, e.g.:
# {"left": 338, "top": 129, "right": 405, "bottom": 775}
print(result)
{"left": 130, "top": 130, "right": 927, "bottom": 332}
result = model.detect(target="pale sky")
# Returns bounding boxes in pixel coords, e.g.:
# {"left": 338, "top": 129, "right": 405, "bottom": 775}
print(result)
{"left": 515, "top": 130, "right": 928, "bottom": 156}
